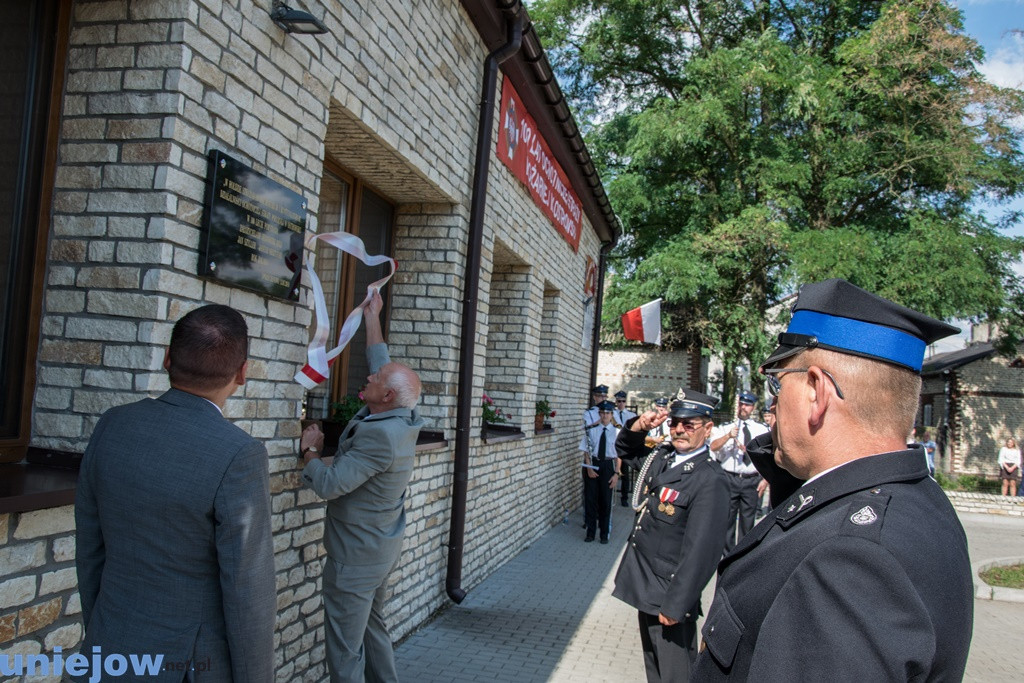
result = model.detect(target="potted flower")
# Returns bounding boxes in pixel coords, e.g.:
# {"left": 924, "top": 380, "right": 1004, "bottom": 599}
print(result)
{"left": 482, "top": 393, "right": 508, "bottom": 426}
{"left": 535, "top": 399, "right": 556, "bottom": 431}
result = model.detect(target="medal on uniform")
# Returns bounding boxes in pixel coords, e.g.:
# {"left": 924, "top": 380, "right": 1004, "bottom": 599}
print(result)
{"left": 659, "top": 487, "right": 680, "bottom": 515}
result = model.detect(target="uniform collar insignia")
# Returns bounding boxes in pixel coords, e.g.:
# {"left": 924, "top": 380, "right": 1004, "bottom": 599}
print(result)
{"left": 779, "top": 489, "right": 817, "bottom": 521}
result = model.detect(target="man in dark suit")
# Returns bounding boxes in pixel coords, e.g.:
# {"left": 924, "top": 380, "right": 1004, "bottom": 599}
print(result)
{"left": 692, "top": 279, "right": 973, "bottom": 681}
{"left": 76, "top": 304, "right": 276, "bottom": 683}
{"left": 300, "top": 291, "right": 424, "bottom": 683}
{"left": 613, "top": 390, "right": 730, "bottom": 682}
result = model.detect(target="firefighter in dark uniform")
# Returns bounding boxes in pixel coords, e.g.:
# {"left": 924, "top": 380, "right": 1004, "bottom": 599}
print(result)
{"left": 692, "top": 279, "right": 974, "bottom": 681}
{"left": 613, "top": 390, "right": 730, "bottom": 683}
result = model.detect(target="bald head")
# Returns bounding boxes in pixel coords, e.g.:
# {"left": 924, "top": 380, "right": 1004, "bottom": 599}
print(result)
{"left": 382, "top": 362, "right": 421, "bottom": 409}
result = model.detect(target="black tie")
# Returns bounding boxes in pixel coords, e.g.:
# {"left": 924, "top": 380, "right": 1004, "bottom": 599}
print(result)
{"left": 597, "top": 428, "right": 607, "bottom": 460}
{"left": 741, "top": 421, "right": 752, "bottom": 465}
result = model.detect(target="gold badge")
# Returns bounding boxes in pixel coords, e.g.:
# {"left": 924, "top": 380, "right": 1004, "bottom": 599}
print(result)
{"left": 665, "top": 503, "right": 675, "bottom": 516}
{"left": 658, "top": 502, "right": 666, "bottom": 512}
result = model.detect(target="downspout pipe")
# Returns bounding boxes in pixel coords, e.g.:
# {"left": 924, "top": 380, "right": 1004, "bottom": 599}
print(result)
{"left": 447, "top": 12, "right": 524, "bottom": 605}
{"left": 588, "top": 242, "right": 614, "bottom": 391}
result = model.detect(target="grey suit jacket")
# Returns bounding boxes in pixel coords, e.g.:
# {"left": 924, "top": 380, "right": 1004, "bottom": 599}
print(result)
{"left": 302, "top": 343, "right": 424, "bottom": 567}
{"left": 75, "top": 388, "right": 276, "bottom": 683}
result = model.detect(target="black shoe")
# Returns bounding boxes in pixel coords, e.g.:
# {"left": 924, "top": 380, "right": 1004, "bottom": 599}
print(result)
{"left": 585, "top": 536, "right": 595, "bottom": 543}
{"left": 621, "top": 500, "right": 630, "bottom": 507}
{"left": 600, "top": 538, "right": 609, "bottom": 544}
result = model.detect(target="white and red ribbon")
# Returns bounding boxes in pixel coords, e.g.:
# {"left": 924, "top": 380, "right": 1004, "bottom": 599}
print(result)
{"left": 295, "top": 231, "right": 396, "bottom": 389}
{"left": 659, "top": 487, "right": 680, "bottom": 504}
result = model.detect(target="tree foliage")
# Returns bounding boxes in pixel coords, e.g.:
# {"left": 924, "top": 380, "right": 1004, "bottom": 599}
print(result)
{"left": 531, "top": 0, "right": 1024, "bottom": 377}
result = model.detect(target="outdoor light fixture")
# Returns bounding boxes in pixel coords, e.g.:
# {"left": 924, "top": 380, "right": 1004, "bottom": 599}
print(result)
{"left": 270, "top": 3, "right": 329, "bottom": 34}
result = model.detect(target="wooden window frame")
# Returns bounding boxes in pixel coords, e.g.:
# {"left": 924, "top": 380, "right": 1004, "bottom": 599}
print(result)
{"left": 0, "top": 0, "right": 71, "bottom": 461}
{"left": 320, "top": 156, "right": 395, "bottom": 407}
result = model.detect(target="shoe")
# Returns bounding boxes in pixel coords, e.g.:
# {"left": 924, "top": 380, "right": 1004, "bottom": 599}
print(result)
{"left": 621, "top": 501, "right": 630, "bottom": 507}
{"left": 600, "top": 538, "right": 609, "bottom": 544}
{"left": 585, "top": 536, "right": 595, "bottom": 543}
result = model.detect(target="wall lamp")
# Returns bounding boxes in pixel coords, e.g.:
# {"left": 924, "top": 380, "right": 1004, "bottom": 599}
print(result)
{"left": 271, "top": 3, "right": 329, "bottom": 34}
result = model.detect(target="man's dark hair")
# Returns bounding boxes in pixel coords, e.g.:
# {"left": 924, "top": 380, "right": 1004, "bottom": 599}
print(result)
{"left": 167, "top": 304, "right": 248, "bottom": 391}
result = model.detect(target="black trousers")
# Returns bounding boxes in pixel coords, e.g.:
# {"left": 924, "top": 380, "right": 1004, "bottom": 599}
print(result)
{"left": 619, "top": 465, "right": 632, "bottom": 505}
{"left": 724, "top": 472, "right": 759, "bottom": 553}
{"left": 638, "top": 610, "right": 697, "bottom": 683}
{"left": 584, "top": 459, "right": 614, "bottom": 539}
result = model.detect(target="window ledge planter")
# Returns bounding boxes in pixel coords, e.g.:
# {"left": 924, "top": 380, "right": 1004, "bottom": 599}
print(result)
{"left": 482, "top": 422, "right": 525, "bottom": 444}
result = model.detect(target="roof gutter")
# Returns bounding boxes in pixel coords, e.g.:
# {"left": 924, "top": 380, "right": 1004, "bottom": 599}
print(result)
{"left": 446, "top": 9, "right": 525, "bottom": 605}
{"left": 589, "top": 241, "right": 614, "bottom": 388}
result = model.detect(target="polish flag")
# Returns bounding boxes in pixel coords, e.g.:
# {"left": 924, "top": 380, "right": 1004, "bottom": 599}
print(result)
{"left": 621, "top": 298, "right": 662, "bottom": 345}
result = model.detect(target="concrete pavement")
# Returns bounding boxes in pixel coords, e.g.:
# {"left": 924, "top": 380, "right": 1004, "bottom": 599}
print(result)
{"left": 394, "top": 505, "right": 1024, "bottom": 682}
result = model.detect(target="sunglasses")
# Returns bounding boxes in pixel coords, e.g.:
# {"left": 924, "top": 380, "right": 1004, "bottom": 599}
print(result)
{"left": 669, "top": 418, "right": 707, "bottom": 432}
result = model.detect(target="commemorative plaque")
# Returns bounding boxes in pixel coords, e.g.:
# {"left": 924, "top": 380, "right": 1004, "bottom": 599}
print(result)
{"left": 199, "top": 150, "right": 306, "bottom": 301}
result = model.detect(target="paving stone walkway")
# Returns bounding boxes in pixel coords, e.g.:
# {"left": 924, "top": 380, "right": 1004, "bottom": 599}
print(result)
{"left": 394, "top": 505, "right": 1023, "bottom": 682}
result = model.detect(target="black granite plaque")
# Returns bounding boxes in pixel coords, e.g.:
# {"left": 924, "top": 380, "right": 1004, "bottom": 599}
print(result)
{"left": 200, "top": 150, "right": 306, "bottom": 301}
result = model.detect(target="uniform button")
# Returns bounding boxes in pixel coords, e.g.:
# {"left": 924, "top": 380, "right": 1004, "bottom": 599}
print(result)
{"left": 710, "top": 625, "right": 715, "bottom": 633}
{"left": 685, "top": 613, "right": 690, "bottom": 618}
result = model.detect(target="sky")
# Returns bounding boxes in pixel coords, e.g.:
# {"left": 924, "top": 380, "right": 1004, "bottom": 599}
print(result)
{"left": 957, "top": 0, "right": 1024, "bottom": 239}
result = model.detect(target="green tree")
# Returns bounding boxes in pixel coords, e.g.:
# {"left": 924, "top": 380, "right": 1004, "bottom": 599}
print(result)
{"left": 532, "top": 0, "right": 1024, "bottom": 393}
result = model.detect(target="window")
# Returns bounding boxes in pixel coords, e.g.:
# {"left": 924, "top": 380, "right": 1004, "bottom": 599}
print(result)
{"left": 483, "top": 241, "right": 530, "bottom": 429}
{"left": 0, "top": 0, "right": 67, "bottom": 458}
{"left": 303, "top": 160, "right": 394, "bottom": 421}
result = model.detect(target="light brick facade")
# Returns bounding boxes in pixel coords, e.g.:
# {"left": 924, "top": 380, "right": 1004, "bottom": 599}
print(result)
{"left": 2, "top": 0, "right": 616, "bottom": 680}
{"left": 921, "top": 349, "right": 1024, "bottom": 476}
{"left": 597, "top": 347, "right": 704, "bottom": 406}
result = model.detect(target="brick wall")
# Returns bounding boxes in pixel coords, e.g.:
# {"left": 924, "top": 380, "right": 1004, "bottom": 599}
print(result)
{"left": 0, "top": 507, "right": 81, "bottom": 680}
{"left": 597, "top": 348, "right": 702, "bottom": 406}
{"left": 4, "top": 0, "right": 607, "bottom": 679}
{"left": 949, "top": 358, "right": 1024, "bottom": 476}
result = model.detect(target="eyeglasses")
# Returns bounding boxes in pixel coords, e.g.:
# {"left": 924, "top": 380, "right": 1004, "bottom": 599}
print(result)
{"left": 763, "top": 367, "right": 845, "bottom": 400}
{"left": 669, "top": 418, "right": 707, "bottom": 432}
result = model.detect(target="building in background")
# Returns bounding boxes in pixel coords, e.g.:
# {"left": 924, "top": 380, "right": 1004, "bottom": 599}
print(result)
{"left": 920, "top": 341, "right": 1024, "bottom": 476}
{"left": 0, "top": 0, "right": 619, "bottom": 675}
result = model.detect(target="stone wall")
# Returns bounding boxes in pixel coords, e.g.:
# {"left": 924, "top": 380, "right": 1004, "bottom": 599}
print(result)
{"left": 0, "top": 507, "right": 81, "bottom": 680}
{"left": 597, "top": 348, "right": 702, "bottom": 406}
{"left": 5, "top": 0, "right": 607, "bottom": 679}
{"left": 945, "top": 491, "right": 1024, "bottom": 517}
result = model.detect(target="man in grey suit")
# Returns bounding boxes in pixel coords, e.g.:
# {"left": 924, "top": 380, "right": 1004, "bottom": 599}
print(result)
{"left": 301, "top": 290, "right": 424, "bottom": 683}
{"left": 75, "top": 304, "right": 276, "bottom": 683}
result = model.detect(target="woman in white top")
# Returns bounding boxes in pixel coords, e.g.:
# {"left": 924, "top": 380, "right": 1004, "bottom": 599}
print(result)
{"left": 998, "top": 437, "right": 1021, "bottom": 496}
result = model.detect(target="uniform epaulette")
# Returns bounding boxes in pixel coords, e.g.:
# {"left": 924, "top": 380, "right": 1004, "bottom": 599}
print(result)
{"left": 838, "top": 487, "right": 890, "bottom": 543}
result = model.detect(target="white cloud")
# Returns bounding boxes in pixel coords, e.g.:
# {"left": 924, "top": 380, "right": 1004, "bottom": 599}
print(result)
{"left": 979, "top": 33, "right": 1024, "bottom": 89}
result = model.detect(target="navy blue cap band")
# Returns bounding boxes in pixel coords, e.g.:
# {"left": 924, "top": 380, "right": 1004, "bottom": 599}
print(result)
{"left": 787, "top": 310, "right": 927, "bottom": 371}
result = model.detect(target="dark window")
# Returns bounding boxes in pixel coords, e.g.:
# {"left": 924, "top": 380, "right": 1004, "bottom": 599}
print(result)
{"left": 0, "top": 0, "right": 64, "bottom": 452}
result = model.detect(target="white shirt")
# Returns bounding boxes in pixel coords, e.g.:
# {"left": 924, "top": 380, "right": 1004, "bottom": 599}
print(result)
{"left": 998, "top": 447, "right": 1021, "bottom": 469}
{"left": 580, "top": 423, "right": 620, "bottom": 461}
{"left": 712, "top": 419, "right": 769, "bottom": 475}
{"left": 672, "top": 445, "right": 709, "bottom": 469}
{"left": 582, "top": 406, "right": 601, "bottom": 428}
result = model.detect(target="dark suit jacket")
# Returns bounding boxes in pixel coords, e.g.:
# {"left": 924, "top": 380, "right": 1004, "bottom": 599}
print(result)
{"left": 691, "top": 450, "right": 973, "bottom": 681}
{"left": 613, "top": 423, "right": 730, "bottom": 621}
{"left": 302, "top": 343, "right": 425, "bottom": 568}
{"left": 75, "top": 388, "right": 276, "bottom": 682}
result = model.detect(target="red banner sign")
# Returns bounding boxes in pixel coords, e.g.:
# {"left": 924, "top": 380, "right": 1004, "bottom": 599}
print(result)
{"left": 496, "top": 80, "right": 582, "bottom": 252}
